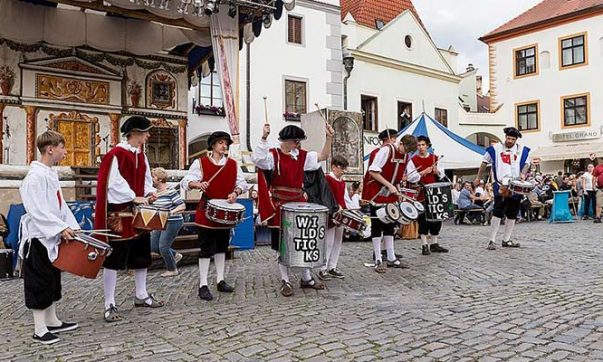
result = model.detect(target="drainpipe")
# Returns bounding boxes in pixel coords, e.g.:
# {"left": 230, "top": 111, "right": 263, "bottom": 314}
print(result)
{"left": 342, "top": 55, "right": 355, "bottom": 110}
{"left": 245, "top": 43, "right": 252, "bottom": 151}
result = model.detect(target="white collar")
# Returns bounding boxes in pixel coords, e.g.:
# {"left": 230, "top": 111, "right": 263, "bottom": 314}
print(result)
{"left": 208, "top": 153, "right": 227, "bottom": 165}
{"left": 30, "top": 161, "right": 57, "bottom": 175}
{"left": 329, "top": 172, "right": 343, "bottom": 181}
{"left": 117, "top": 141, "right": 140, "bottom": 153}
{"left": 279, "top": 147, "right": 299, "bottom": 159}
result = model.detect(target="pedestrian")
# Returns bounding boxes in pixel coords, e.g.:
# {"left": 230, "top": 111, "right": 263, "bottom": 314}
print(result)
{"left": 149, "top": 167, "right": 185, "bottom": 277}
{"left": 19, "top": 130, "right": 80, "bottom": 344}
{"left": 582, "top": 164, "right": 596, "bottom": 219}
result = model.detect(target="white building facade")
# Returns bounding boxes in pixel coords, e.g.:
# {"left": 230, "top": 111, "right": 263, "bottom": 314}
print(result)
{"left": 481, "top": 1, "right": 603, "bottom": 173}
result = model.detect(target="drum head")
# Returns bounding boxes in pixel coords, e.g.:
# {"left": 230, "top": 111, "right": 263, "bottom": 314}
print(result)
{"left": 281, "top": 202, "right": 329, "bottom": 212}
{"left": 386, "top": 203, "right": 400, "bottom": 220}
{"left": 425, "top": 182, "right": 452, "bottom": 190}
{"left": 413, "top": 201, "right": 425, "bottom": 213}
{"left": 209, "top": 199, "right": 245, "bottom": 210}
{"left": 399, "top": 202, "right": 418, "bottom": 220}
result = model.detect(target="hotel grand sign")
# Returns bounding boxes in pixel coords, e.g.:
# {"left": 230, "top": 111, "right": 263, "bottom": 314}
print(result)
{"left": 552, "top": 127, "right": 601, "bottom": 142}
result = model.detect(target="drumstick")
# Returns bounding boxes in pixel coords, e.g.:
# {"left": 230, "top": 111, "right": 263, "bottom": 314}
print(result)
{"left": 314, "top": 103, "right": 330, "bottom": 128}
{"left": 263, "top": 96, "right": 269, "bottom": 125}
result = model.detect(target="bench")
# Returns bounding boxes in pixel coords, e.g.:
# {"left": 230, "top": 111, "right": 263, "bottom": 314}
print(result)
{"left": 453, "top": 208, "right": 486, "bottom": 225}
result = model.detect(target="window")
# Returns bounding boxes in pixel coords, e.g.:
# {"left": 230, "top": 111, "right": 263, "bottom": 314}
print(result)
{"left": 285, "top": 80, "right": 307, "bottom": 115}
{"left": 199, "top": 71, "right": 223, "bottom": 108}
{"left": 516, "top": 102, "right": 539, "bottom": 131}
{"left": 361, "top": 95, "right": 378, "bottom": 131}
{"left": 560, "top": 33, "right": 586, "bottom": 68}
{"left": 514, "top": 45, "right": 537, "bottom": 77}
{"left": 288, "top": 15, "right": 302, "bottom": 44}
{"left": 434, "top": 108, "right": 448, "bottom": 127}
{"left": 397, "top": 101, "right": 412, "bottom": 130}
{"left": 404, "top": 35, "right": 413, "bottom": 49}
{"left": 562, "top": 94, "right": 589, "bottom": 127}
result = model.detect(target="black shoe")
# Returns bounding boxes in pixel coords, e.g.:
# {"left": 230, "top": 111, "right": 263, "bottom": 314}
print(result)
{"left": 47, "top": 321, "right": 78, "bottom": 334}
{"left": 317, "top": 270, "right": 332, "bottom": 281}
{"left": 217, "top": 280, "right": 234, "bottom": 293}
{"left": 422, "top": 245, "right": 431, "bottom": 255}
{"left": 487, "top": 241, "right": 496, "bottom": 250}
{"left": 328, "top": 269, "right": 344, "bottom": 279}
{"left": 32, "top": 332, "right": 59, "bottom": 345}
{"left": 386, "top": 258, "right": 409, "bottom": 269}
{"left": 595, "top": 218, "right": 602, "bottom": 224}
{"left": 430, "top": 244, "right": 449, "bottom": 253}
{"left": 582, "top": 216, "right": 589, "bottom": 220}
{"left": 502, "top": 240, "right": 520, "bottom": 248}
{"left": 198, "top": 285, "right": 213, "bottom": 301}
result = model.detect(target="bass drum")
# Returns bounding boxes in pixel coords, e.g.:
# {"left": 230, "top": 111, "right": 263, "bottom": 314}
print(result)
{"left": 279, "top": 203, "right": 328, "bottom": 269}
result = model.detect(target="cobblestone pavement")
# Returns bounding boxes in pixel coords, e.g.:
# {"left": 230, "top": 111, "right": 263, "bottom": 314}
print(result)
{"left": 2, "top": 220, "right": 603, "bottom": 361}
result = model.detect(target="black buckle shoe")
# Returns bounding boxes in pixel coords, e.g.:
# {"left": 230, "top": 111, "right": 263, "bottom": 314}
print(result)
{"left": 32, "top": 332, "right": 59, "bottom": 345}
{"left": 198, "top": 285, "right": 214, "bottom": 301}
{"left": 502, "top": 240, "right": 520, "bottom": 248}
{"left": 217, "top": 280, "right": 234, "bottom": 293}
{"left": 47, "top": 321, "right": 78, "bottom": 334}
{"left": 422, "top": 245, "right": 431, "bottom": 255}
{"left": 328, "top": 269, "right": 344, "bottom": 279}
{"left": 430, "top": 244, "right": 449, "bottom": 253}
{"left": 387, "top": 258, "right": 409, "bottom": 269}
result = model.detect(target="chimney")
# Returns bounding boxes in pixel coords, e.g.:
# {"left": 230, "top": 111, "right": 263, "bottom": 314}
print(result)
{"left": 466, "top": 63, "right": 475, "bottom": 72}
{"left": 476, "top": 75, "right": 483, "bottom": 96}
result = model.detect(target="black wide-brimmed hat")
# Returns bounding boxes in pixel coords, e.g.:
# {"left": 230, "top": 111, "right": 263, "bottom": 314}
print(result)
{"left": 378, "top": 129, "right": 398, "bottom": 140}
{"left": 503, "top": 127, "right": 522, "bottom": 138}
{"left": 121, "top": 116, "right": 152, "bottom": 135}
{"left": 278, "top": 125, "right": 306, "bottom": 141}
{"left": 207, "top": 131, "right": 233, "bottom": 150}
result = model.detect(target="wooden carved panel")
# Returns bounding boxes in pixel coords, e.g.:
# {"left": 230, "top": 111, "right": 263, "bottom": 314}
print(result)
{"left": 49, "top": 112, "right": 99, "bottom": 167}
{"left": 36, "top": 74, "right": 109, "bottom": 105}
{"left": 330, "top": 110, "right": 364, "bottom": 176}
{"left": 146, "top": 70, "right": 176, "bottom": 110}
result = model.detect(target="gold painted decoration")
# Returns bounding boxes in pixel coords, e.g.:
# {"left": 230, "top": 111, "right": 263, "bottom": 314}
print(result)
{"left": 36, "top": 74, "right": 109, "bottom": 104}
{"left": 146, "top": 70, "right": 177, "bottom": 110}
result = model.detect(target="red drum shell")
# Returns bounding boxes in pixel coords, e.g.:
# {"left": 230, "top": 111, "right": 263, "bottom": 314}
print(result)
{"left": 52, "top": 236, "right": 112, "bottom": 279}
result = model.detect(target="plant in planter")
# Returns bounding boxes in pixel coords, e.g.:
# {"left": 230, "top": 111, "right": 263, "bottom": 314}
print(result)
{"left": 195, "top": 104, "right": 225, "bottom": 116}
{"left": 283, "top": 111, "right": 301, "bottom": 121}
{"left": 128, "top": 81, "right": 142, "bottom": 107}
{"left": 0, "top": 66, "right": 15, "bottom": 96}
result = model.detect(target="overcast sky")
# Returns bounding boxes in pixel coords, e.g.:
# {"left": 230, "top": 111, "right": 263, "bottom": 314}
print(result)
{"left": 413, "top": 0, "right": 543, "bottom": 91}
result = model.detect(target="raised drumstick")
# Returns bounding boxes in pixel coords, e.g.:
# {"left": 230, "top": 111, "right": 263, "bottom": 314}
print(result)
{"left": 314, "top": 103, "right": 330, "bottom": 127}
{"left": 263, "top": 96, "right": 269, "bottom": 125}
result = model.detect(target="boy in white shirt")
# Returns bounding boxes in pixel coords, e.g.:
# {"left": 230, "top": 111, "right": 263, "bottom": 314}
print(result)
{"left": 19, "top": 130, "right": 80, "bottom": 345}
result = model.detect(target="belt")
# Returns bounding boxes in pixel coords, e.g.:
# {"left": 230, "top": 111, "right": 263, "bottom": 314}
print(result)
{"left": 271, "top": 187, "right": 304, "bottom": 201}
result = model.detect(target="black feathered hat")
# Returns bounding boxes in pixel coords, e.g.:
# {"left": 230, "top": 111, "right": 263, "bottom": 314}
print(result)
{"left": 278, "top": 125, "right": 306, "bottom": 141}
{"left": 378, "top": 129, "right": 398, "bottom": 141}
{"left": 121, "top": 116, "right": 152, "bottom": 135}
{"left": 503, "top": 127, "right": 522, "bottom": 138}
{"left": 207, "top": 131, "right": 233, "bottom": 150}
{"left": 417, "top": 135, "right": 431, "bottom": 146}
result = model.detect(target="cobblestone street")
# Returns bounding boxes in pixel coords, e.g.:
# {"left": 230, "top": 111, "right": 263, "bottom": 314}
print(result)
{"left": 2, "top": 220, "right": 603, "bottom": 361}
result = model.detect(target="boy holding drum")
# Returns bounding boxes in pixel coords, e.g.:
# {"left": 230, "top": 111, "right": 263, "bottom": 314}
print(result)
{"left": 411, "top": 135, "right": 449, "bottom": 255}
{"left": 19, "top": 130, "right": 80, "bottom": 344}
{"left": 181, "top": 131, "right": 248, "bottom": 301}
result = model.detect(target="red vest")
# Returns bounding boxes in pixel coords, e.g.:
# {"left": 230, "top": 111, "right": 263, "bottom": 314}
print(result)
{"left": 257, "top": 148, "right": 307, "bottom": 227}
{"left": 326, "top": 174, "right": 346, "bottom": 209}
{"left": 195, "top": 156, "right": 238, "bottom": 229}
{"left": 367, "top": 147, "right": 380, "bottom": 165}
{"left": 95, "top": 146, "right": 147, "bottom": 241}
{"left": 362, "top": 144, "right": 408, "bottom": 204}
{"left": 411, "top": 153, "right": 438, "bottom": 201}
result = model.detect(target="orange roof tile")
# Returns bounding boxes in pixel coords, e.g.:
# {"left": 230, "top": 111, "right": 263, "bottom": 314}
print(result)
{"left": 481, "top": 0, "right": 603, "bottom": 42}
{"left": 341, "top": 0, "right": 424, "bottom": 30}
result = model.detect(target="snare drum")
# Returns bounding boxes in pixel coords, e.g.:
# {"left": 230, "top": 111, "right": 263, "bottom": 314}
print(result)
{"left": 398, "top": 201, "right": 419, "bottom": 225}
{"left": 280, "top": 203, "right": 328, "bottom": 268}
{"left": 424, "top": 182, "right": 453, "bottom": 222}
{"left": 509, "top": 180, "right": 534, "bottom": 195}
{"left": 132, "top": 206, "right": 170, "bottom": 231}
{"left": 332, "top": 209, "right": 367, "bottom": 233}
{"left": 52, "top": 234, "right": 112, "bottom": 279}
{"left": 375, "top": 203, "right": 400, "bottom": 224}
{"left": 206, "top": 199, "right": 246, "bottom": 226}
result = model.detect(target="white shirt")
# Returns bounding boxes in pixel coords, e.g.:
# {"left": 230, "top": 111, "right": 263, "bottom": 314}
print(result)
{"left": 19, "top": 162, "right": 80, "bottom": 262}
{"left": 483, "top": 143, "right": 530, "bottom": 183}
{"left": 475, "top": 186, "right": 485, "bottom": 195}
{"left": 251, "top": 140, "right": 320, "bottom": 171}
{"left": 108, "top": 142, "right": 156, "bottom": 204}
{"left": 349, "top": 194, "right": 361, "bottom": 210}
{"left": 369, "top": 144, "right": 420, "bottom": 183}
{"left": 328, "top": 171, "right": 354, "bottom": 209}
{"left": 452, "top": 189, "right": 461, "bottom": 205}
{"left": 180, "top": 154, "right": 249, "bottom": 193}
{"left": 584, "top": 172, "right": 594, "bottom": 191}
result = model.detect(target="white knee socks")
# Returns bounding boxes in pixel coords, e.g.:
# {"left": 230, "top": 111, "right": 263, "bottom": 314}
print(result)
{"left": 199, "top": 258, "right": 210, "bottom": 287}
{"left": 420, "top": 234, "right": 428, "bottom": 246}
{"left": 214, "top": 253, "right": 226, "bottom": 283}
{"left": 32, "top": 309, "right": 48, "bottom": 336}
{"left": 278, "top": 263, "right": 290, "bottom": 283}
{"left": 323, "top": 227, "right": 335, "bottom": 272}
{"left": 134, "top": 269, "right": 148, "bottom": 300}
{"left": 301, "top": 268, "right": 312, "bottom": 282}
{"left": 384, "top": 235, "right": 395, "bottom": 262}
{"left": 103, "top": 269, "right": 117, "bottom": 309}
{"left": 490, "top": 216, "right": 502, "bottom": 242}
{"left": 503, "top": 219, "right": 516, "bottom": 242}
{"left": 372, "top": 237, "right": 382, "bottom": 262}
{"left": 328, "top": 227, "right": 344, "bottom": 270}
{"left": 44, "top": 303, "right": 61, "bottom": 327}
{"left": 431, "top": 235, "right": 438, "bottom": 245}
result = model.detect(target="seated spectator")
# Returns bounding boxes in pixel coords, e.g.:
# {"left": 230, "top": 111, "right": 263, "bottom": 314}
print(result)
{"left": 457, "top": 182, "right": 483, "bottom": 224}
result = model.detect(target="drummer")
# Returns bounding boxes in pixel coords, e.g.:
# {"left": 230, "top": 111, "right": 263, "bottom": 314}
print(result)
{"left": 318, "top": 155, "right": 353, "bottom": 281}
{"left": 362, "top": 134, "right": 420, "bottom": 273}
{"left": 368, "top": 129, "right": 398, "bottom": 164}
{"left": 475, "top": 127, "right": 531, "bottom": 250}
{"left": 180, "top": 131, "right": 248, "bottom": 301}
{"left": 19, "top": 130, "right": 80, "bottom": 344}
{"left": 252, "top": 123, "right": 334, "bottom": 297}
{"left": 95, "top": 116, "right": 163, "bottom": 323}
{"left": 411, "top": 135, "right": 449, "bottom": 255}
